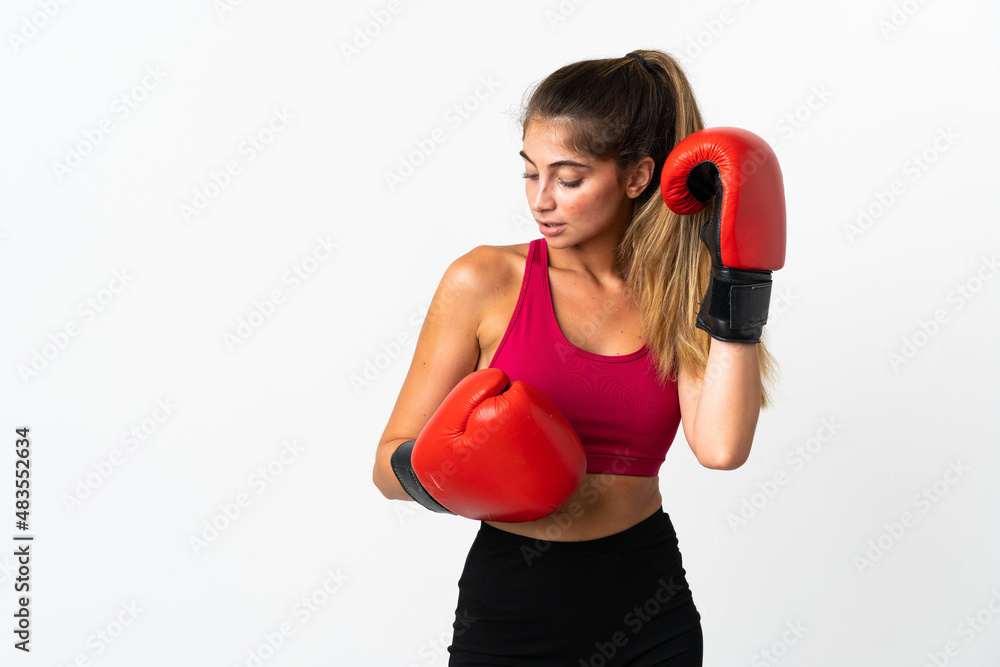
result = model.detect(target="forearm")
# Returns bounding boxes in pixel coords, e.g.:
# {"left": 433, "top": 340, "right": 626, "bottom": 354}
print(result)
{"left": 690, "top": 340, "right": 762, "bottom": 469}
{"left": 372, "top": 438, "right": 416, "bottom": 501}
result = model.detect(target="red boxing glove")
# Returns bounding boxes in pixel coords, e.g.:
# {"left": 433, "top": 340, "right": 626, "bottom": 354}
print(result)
{"left": 660, "top": 126, "right": 786, "bottom": 342}
{"left": 390, "top": 368, "right": 586, "bottom": 522}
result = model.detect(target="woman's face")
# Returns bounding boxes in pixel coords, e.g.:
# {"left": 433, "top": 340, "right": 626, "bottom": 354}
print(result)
{"left": 520, "top": 119, "right": 647, "bottom": 248}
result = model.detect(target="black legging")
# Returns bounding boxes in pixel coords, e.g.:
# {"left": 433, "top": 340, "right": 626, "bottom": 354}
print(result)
{"left": 448, "top": 507, "right": 703, "bottom": 666}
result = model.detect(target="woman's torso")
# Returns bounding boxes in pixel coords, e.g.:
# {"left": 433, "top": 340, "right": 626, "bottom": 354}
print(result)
{"left": 473, "top": 242, "right": 663, "bottom": 541}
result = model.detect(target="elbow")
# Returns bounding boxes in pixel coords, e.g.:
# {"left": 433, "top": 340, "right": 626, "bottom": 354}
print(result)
{"left": 374, "top": 442, "right": 412, "bottom": 501}
{"left": 695, "top": 441, "right": 752, "bottom": 471}
{"left": 699, "top": 454, "right": 747, "bottom": 471}
{"left": 372, "top": 455, "right": 395, "bottom": 499}
{"left": 372, "top": 467, "right": 388, "bottom": 498}
{"left": 372, "top": 465, "right": 399, "bottom": 500}
{"left": 371, "top": 465, "right": 385, "bottom": 496}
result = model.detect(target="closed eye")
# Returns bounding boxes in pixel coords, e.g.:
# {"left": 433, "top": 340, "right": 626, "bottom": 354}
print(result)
{"left": 522, "top": 172, "right": 581, "bottom": 188}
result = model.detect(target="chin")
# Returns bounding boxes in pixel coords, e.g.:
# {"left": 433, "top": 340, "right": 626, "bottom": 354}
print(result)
{"left": 540, "top": 235, "right": 571, "bottom": 249}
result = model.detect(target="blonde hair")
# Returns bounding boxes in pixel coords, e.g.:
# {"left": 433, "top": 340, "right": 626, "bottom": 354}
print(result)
{"left": 520, "top": 49, "right": 777, "bottom": 408}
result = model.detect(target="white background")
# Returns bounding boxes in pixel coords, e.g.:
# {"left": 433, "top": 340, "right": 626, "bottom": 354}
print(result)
{"left": 2, "top": 1, "right": 999, "bottom": 665}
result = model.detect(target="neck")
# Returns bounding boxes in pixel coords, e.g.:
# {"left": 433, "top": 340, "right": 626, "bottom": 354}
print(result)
{"left": 546, "top": 219, "right": 630, "bottom": 286}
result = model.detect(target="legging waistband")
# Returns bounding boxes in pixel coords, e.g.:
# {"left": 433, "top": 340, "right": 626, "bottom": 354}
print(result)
{"left": 475, "top": 506, "right": 673, "bottom": 558}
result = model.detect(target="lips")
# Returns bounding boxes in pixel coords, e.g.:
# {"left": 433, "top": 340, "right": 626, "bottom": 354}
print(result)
{"left": 538, "top": 221, "right": 566, "bottom": 236}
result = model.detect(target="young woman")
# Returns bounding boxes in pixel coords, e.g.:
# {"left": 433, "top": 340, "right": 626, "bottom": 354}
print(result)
{"left": 374, "top": 49, "right": 783, "bottom": 666}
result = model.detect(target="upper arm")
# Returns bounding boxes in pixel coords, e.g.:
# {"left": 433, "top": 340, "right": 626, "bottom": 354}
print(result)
{"left": 377, "top": 245, "right": 499, "bottom": 453}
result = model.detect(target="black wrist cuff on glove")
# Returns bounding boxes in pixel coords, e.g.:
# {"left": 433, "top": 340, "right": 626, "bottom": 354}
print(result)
{"left": 390, "top": 440, "right": 455, "bottom": 515}
{"left": 697, "top": 267, "right": 772, "bottom": 343}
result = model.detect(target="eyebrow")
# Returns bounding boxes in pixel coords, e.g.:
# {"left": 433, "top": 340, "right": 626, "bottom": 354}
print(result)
{"left": 519, "top": 150, "right": 590, "bottom": 169}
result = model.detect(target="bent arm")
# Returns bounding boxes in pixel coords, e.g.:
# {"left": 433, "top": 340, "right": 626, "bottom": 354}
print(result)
{"left": 372, "top": 247, "right": 494, "bottom": 500}
{"left": 677, "top": 339, "right": 762, "bottom": 470}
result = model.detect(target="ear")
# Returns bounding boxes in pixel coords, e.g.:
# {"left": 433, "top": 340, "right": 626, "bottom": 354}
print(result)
{"left": 625, "top": 156, "right": 656, "bottom": 199}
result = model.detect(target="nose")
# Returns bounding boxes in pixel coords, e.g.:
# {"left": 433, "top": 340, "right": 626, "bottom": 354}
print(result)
{"left": 528, "top": 176, "right": 555, "bottom": 213}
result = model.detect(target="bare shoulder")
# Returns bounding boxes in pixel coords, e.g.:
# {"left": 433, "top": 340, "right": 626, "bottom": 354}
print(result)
{"left": 442, "top": 243, "right": 529, "bottom": 296}
{"left": 457, "top": 243, "right": 529, "bottom": 268}
{"left": 440, "top": 243, "right": 531, "bottom": 360}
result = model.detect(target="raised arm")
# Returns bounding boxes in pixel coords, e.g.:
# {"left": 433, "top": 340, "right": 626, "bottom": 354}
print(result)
{"left": 677, "top": 340, "right": 762, "bottom": 470}
{"left": 372, "top": 246, "right": 494, "bottom": 500}
{"left": 661, "top": 126, "right": 785, "bottom": 470}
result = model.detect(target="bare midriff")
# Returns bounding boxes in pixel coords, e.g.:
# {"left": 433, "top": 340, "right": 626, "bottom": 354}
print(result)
{"left": 485, "top": 473, "right": 662, "bottom": 541}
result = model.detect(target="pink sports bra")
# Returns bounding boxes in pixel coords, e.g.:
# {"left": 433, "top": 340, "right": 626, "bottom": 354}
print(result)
{"left": 488, "top": 238, "right": 682, "bottom": 476}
